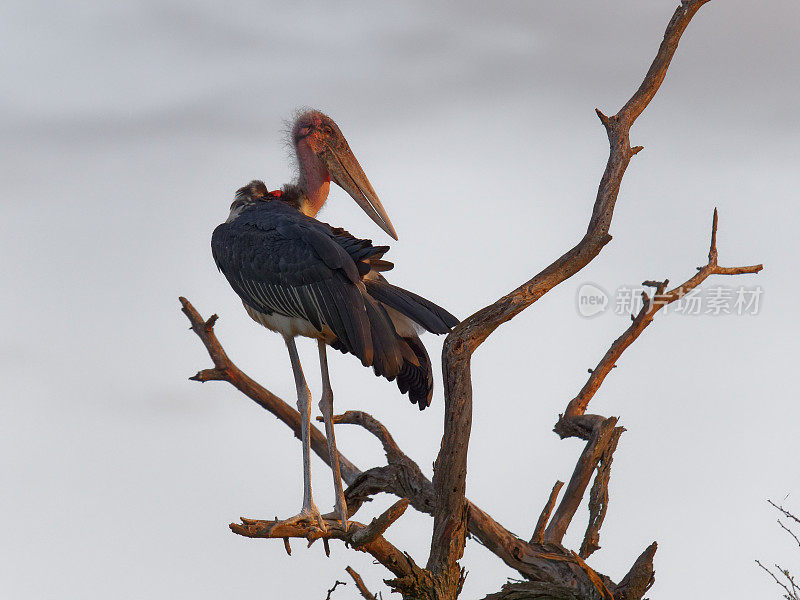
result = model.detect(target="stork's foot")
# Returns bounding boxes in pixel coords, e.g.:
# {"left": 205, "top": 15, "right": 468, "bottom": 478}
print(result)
{"left": 281, "top": 504, "right": 328, "bottom": 533}
{"left": 322, "top": 506, "right": 349, "bottom": 532}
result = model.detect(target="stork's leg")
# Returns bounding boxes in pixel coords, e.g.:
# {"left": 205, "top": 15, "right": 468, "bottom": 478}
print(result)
{"left": 283, "top": 336, "right": 325, "bottom": 530}
{"left": 317, "top": 340, "right": 348, "bottom": 530}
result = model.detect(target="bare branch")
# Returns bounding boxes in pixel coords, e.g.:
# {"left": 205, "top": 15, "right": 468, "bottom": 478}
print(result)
{"left": 531, "top": 481, "right": 564, "bottom": 544}
{"left": 778, "top": 519, "right": 800, "bottom": 550}
{"left": 189, "top": 368, "right": 226, "bottom": 382}
{"left": 351, "top": 499, "right": 410, "bottom": 547}
{"left": 325, "top": 579, "right": 347, "bottom": 600}
{"left": 616, "top": 1, "right": 712, "bottom": 125}
{"left": 756, "top": 560, "right": 799, "bottom": 600}
{"left": 562, "top": 210, "right": 762, "bottom": 423}
{"left": 430, "top": 3, "right": 716, "bottom": 594}
{"left": 580, "top": 426, "right": 623, "bottom": 559}
{"left": 346, "top": 566, "right": 377, "bottom": 600}
{"left": 230, "top": 513, "right": 428, "bottom": 595}
{"left": 321, "top": 410, "right": 407, "bottom": 466}
{"left": 344, "top": 464, "right": 431, "bottom": 519}
{"left": 335, "top": 411, "right": 434, "bottom": 521}
{"left": 546, "top": 418, "right": 620, "bottom": 544}
{"left": 770, "top": 499, "right": 800, "bottom": 526}
{"left": 615, "top": 543, "right": 657, "bottom": 600}
{"left": 539, "top": 209, "right": 761, "bottom": 561}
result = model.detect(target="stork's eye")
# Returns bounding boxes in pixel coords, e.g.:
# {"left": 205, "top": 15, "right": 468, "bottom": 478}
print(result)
{"left": 322, "top": 125, "right": 333, "bottom": 135}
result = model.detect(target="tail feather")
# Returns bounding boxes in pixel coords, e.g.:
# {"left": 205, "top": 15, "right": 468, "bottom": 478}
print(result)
{"left": 396, "top": 335, "right": 434, "bottom": 409}
{"left": 329, "top": 305, "right": 434, "bottom": 409}
{"left": 363, "top": 279, "right": 459, "bottom": 334}
{"left": 329, "top": 280, "right": 455, "bottom": 410}
{"left": 361, "top": 297, "right": 404, "bottom": 380}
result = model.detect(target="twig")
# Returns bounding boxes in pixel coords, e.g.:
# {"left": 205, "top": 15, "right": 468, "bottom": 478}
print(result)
{"left": 346, "top": 566, "right": 376, "bottom": 600}
{"left": 770, "top": 500, "right": 800, "bottom": 526}
{"left": 325, "top": 579, "right": 346, "bottom": 600}
{"left": 615, "top": 543, "right": 657, "bottom": 600}
{"left": 531, "top": 481, "right": 564, "bottom": 544}
{"left": 778, "top": 519, "right": 800, "bottom": 550}
{"left": 350, "top": 499, "right": 410, "bottom": 547}
{"left": 759, "top": 501, "right": 800, "bottom": 599}
{"left": 756, "top": 560, "right": 799, "bottom": 600}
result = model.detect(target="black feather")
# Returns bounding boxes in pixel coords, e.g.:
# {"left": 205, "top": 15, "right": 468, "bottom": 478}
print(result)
{"left": 396, "top": 335, "right": 434, "bottom": 409}
{"left": 212, "top": 192, "right": 458, "bottom": 409}
{"left": 364, "top": 277, "right": 459, "bottom": 334}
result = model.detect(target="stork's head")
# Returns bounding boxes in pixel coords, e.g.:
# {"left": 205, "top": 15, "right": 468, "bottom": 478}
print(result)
{"left": 292, "top": 109, "right": 398, "bottom": 240}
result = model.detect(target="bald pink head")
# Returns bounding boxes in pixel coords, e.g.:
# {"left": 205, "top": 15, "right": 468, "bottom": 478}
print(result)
{"left": 292, "top": 110, "right": 333, "bottom": 216}
{"left": 289, "top": 109, "right": 398, "bottom": 240}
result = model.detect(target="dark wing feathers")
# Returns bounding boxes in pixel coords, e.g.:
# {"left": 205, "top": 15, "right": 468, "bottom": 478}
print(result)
{"left": 396, "top": 335, "right": 435, "bottom": 410}
{"left": 212, "top": 202, "right": 372, "bottom": 363}
{"left": 363, "top": 277, "right": 459, "bottom": 334}
{"left": 328, "top": 227, "right": 390, "bottom": 278}
{"left": 362, "top": 296, "right": 402, "bottom": 379}
{"left": 212, "top": 199, "right": 459, "bottom": 409}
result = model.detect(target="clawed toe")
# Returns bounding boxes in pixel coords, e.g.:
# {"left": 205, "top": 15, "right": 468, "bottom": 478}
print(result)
{"left": 282, "top": 506, "right": 328, "bottom": 532}
{"left": 322, "top": 509, "right": 349, "bottom": 531}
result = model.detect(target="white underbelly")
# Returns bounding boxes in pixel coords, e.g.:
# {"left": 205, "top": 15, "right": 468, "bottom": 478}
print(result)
{"left": 243, "top": 303, "right": 334, "bottom": 341}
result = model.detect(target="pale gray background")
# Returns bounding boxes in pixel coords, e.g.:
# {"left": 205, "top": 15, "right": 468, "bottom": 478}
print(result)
{"left": 2, "top": 1, "right": 798, "bottom": 598}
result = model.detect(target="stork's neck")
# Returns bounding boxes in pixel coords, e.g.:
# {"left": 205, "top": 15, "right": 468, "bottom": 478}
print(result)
{"left": 296, "top": 141, "right": 330, "bottom": 217}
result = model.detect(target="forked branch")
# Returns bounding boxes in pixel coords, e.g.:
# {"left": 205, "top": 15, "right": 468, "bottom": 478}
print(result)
{"left": 430, "top": 1, "right": 715, "bottom": 596}
{"left": 560, "top": 209, "right": 762, "bottom": 428}
{"left": 543, "top": 209, "right": 762, "bottom": 551}
{"left": 231, "top": 500, "right": 427, "bottom": 597}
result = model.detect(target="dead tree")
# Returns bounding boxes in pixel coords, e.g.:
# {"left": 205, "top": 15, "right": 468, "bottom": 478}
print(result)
{"left": 181, "top": 2, "right": 762, "bottom": 598}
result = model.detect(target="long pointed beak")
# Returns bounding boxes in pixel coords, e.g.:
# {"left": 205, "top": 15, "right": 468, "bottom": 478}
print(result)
{"left": 321, "top": 147, "right": 398, "bottom": 240}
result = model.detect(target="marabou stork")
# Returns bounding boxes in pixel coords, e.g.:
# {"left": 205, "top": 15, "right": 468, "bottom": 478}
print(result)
{"left": 211, "top": 110, "right": 458, "bottom": 530}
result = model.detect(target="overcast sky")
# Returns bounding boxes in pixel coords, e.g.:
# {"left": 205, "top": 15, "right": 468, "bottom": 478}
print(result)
{"left": 2, "top": 1, "right": 798, "bottom": 598}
